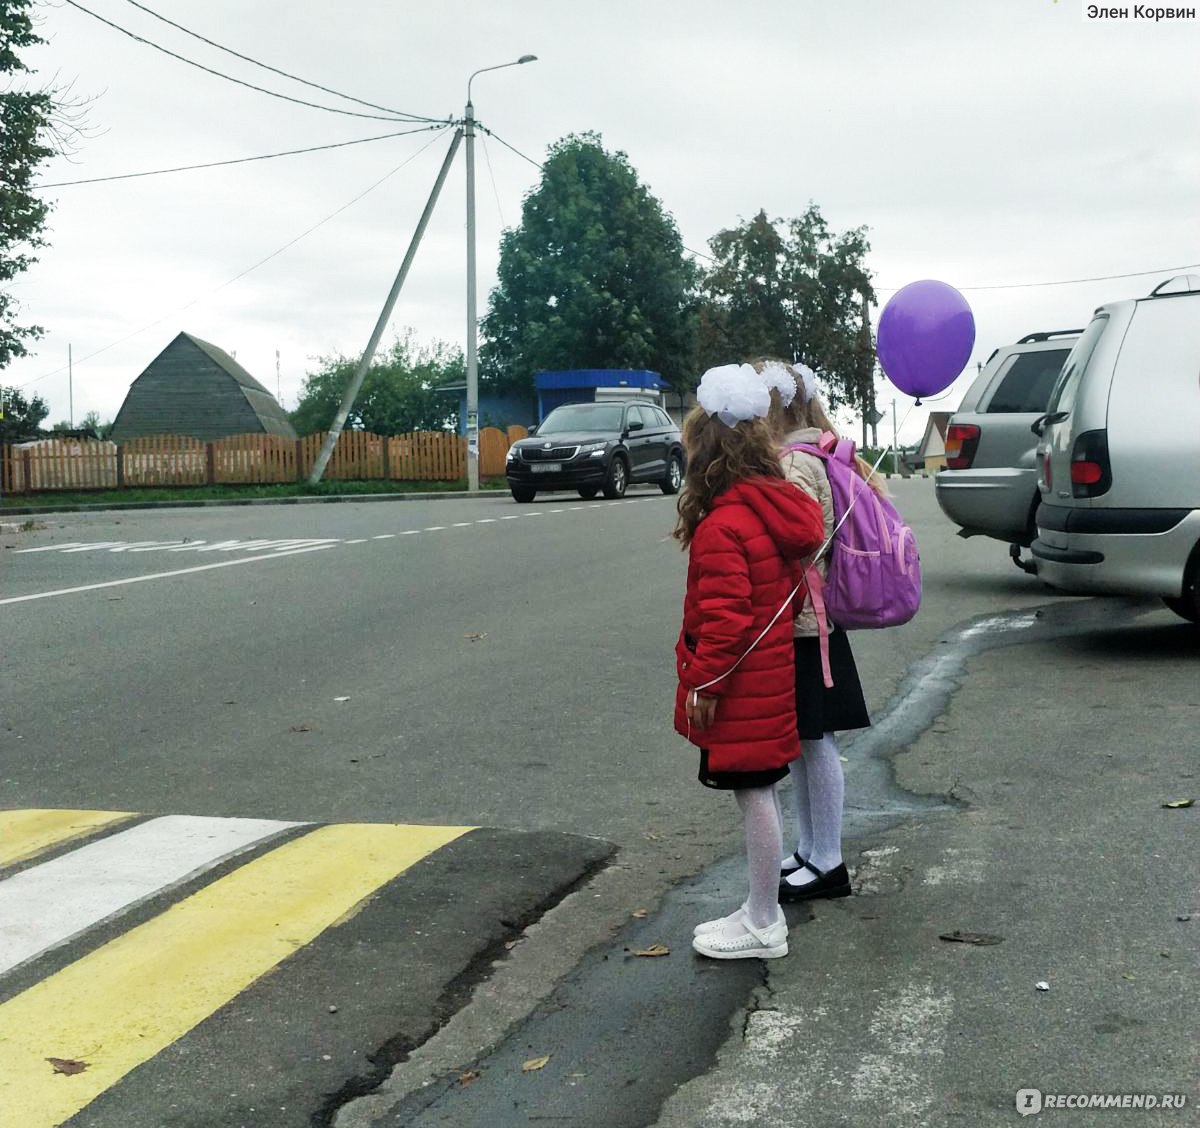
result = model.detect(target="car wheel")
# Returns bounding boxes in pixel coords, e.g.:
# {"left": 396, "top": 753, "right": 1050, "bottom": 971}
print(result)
{"left": 660, "top": 452, "right": 683, "bottom": 495}
{"left": 510, "top": 486, "right": 536, "bottom": 503}
{"left": 602, "top": 456, "right": 628, "bottom": 499}
{"left": 1162, "top": 552, "right": 1200, "bottom": 624}
{"left": 577, "top": 486, "right": 600, "bottom": 500}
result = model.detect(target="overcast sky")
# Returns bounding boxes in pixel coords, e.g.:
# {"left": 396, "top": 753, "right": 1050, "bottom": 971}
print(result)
{"left": 6, "top": 0, "right": 1199, "bottom": 442}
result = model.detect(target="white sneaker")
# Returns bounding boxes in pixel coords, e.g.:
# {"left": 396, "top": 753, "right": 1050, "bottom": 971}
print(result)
{"left": 693, "top": 903, "right": 749, "bottom": 937}
{"left": 692, "top": 908, "right": 788, "bottom": 960}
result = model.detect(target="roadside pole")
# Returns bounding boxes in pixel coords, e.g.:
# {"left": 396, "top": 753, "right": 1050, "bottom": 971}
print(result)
{"left": 307, "top": 129, "right": 463, "bottom": 486}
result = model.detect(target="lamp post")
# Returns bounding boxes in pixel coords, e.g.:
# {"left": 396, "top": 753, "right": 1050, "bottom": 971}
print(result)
{"left": 464, "top": 54, "right": 536, "bottom": 491}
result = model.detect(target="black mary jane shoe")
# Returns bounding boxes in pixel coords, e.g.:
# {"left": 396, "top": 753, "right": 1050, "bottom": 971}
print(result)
{"left": 778, "top": 860, "right": 852, "bottom": 902}
{"left": 779, "top": 850, "right": 807, "bottom": 881}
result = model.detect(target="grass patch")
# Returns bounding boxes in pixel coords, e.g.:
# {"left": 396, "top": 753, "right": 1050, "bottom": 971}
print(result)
{"left": 1, "top": 478, "right": 509, "bottom": 510}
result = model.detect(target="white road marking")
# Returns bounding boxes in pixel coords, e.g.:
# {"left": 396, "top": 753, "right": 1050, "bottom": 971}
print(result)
{"left": 0, "top": 544, "right": 335, "bottom": 606}
{"left": 59, "top": 542, "right": 125, "bottom": 553}
{"left": 452, "top": 522, "right": 472, "bottom": 527}
{"left": 373, "top": 534, "right": 396, "bottom": 539}
{"left": 0, "top": 815, "right": 304, "bottom": 975}
{"left": 850, "top": 982, "right": 952, "bottom": 1118}
{"left": 423, "top": 526, "right": 446, "bottom": 531}
{"left": 12, "top": 542, "right": 85, "bottom": 554}
{"left": 501, "top": 515, "right": 521, "bottom": 520}
{"left": 344, "top": 538, "right": 368, "bottom": 544}
{"left": 401, "top": 529, "right": 421, "bottom": 535}
{"left": 475, "top": 519, "right": 496, "bottom": 524}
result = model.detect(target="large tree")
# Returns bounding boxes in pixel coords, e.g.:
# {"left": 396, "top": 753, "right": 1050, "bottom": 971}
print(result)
{"left": 697, "top": 205, "right": 875, "bottom": 417}
{"left": 290, "top": 332, "right": 463, "bottom": 437}
{"left": 1, "top": 0, "right": 54, "bottom": 368}
{"left": 480, "top": 133, "right": 698, "bottom": 397}
{"left": 0, "top": 384, "right": 48, "bottom": 442}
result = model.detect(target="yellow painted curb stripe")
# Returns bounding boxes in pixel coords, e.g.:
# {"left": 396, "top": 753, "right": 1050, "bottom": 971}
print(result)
{"left": 0, "top": 821, "right": 473, "bottom": 1128}
{"left": 0, "top": 809, "right": 134, "bottom": 869}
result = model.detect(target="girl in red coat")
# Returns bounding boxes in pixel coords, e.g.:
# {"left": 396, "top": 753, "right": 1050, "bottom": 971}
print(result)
{"left": 673, "top": 364, "right": 825, "bottom": 959}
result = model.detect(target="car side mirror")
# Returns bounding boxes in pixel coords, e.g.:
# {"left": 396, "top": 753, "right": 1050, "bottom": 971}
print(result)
{"left": 626, "top": 420, "right": 644, "bottom": 433}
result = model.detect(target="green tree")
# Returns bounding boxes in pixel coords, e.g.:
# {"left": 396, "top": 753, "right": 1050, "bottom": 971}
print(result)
{"left": 0, "top": 384, "right": 48, "bottom": 442}
{"left": 1, "top": 0, "right": 54, "bottom": 367}
{"left": 290, "top": 331, "right": 463, "bottom": 437}
{"left": 480, "top": 132, "right": 698, "bottom": 398}
{"left": 697, "top": 205, "right": 875, "bottom": 415}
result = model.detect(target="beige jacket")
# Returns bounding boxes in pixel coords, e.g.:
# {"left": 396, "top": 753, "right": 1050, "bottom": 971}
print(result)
{"left": 779, "top": 427, "right": 834, "bottom": 637}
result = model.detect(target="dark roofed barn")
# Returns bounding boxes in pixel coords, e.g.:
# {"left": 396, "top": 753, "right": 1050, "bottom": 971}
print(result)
{"left": 109, "top": 332, "right": 297, "bottom": 443}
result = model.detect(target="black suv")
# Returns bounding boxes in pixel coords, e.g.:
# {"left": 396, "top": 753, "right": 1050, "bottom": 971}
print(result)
{"left": 505, "top": 401, "right": 684, "bottom": 503}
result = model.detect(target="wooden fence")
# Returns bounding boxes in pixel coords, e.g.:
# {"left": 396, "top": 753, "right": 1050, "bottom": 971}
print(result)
{"left": 0, "top": 426, "right": 529, "bottom": 495}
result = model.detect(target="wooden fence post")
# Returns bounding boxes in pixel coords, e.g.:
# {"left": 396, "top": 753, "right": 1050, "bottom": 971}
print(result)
{"left": 116, "top": 444, "right": 125, "bottom": 489}
{"left": 205, "top": 443, "right": 216, "bottom": 486}
{"left": 21, "top": 449, "right": 32, "bottom": 495}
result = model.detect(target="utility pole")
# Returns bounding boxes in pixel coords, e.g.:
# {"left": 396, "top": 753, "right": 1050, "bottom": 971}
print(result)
{"left": 464, "top": 55, "right": 536, "bottom": 491}
{"left": 308, "top": 129, "right": 463, "bottom": 485}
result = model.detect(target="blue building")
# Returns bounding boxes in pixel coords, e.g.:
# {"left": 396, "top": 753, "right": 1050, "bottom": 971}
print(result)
{"left": 444, "top": 369, "right": 668, "bottom": 433}
{"left": 533, "top": 369, "right": 667, "bottom": 420}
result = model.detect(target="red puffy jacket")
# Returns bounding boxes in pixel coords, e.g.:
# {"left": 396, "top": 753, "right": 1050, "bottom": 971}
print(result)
{"left": 674, "top": 476, "right": 824, "bottom": 772}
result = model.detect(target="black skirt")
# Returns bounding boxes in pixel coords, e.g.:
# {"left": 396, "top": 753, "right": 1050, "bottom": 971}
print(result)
{"left": 794, "top": 629, "right": 870, "bottom": 740}
{"left": 697, "top": 749, "right": 790, "bottom": 791}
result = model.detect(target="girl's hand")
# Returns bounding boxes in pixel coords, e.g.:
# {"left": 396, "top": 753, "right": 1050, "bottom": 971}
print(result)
{"left": 685, "top": 689, "right": 718, "bottom": 731}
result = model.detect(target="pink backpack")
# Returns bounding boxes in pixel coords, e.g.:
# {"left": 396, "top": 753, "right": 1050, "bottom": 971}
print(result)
{"left": 787, "top": 434, "right": 921, "bottom": 686}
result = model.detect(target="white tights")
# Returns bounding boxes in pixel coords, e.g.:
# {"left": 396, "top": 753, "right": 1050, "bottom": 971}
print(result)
{"left": 734, "top": 786, "right": 783, "bottom": 928}
{"left": 782, "top": 733, "right": 845, "bottom": 874}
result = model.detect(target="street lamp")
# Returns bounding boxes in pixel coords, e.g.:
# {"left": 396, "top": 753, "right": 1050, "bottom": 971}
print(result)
{"left": 464, "top": 54, "right": 537, "bottom": 491}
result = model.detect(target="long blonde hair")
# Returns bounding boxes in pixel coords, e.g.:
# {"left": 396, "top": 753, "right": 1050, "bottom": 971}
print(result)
{"left": 751, "top": 357, "right": 886, "bottom": 494}
{"left": 673, "top": 408, "right": 784, "bottom": 549}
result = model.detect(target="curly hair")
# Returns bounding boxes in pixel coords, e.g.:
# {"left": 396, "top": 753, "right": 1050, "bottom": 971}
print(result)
{"left": 672, "top": 408, "right": 784, "bottom": 549}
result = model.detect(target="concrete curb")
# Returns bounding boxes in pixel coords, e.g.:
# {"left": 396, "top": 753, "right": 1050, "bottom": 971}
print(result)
{"left": 0, "top": 490, "right": 513, "bottom": 517}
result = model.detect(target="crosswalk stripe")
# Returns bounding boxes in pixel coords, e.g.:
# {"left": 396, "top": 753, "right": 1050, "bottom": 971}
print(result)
{"left": 0, "top": 821, "right": 473, "bottom": 1128}
{"left": 0, "top": 815, "right": 305, "bottom": 975}
{"left": 0, "top": 809, "right": 134, "bottom": 869}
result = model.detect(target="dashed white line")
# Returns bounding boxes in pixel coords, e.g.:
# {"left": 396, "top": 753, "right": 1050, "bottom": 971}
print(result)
{"left": 451, "top": 522, "right": 472, "bottom": 528}
{"left": 423, "top": 526, "right": 446, "bottom": 531}
{"left": 373, "top": 534, "right": 396, "bottom": 540}
{"left": 344, "top": 538, "right": 368, "bottom": 544}
{"left": 0, "top": 544, "right": 337, "bottom": 606}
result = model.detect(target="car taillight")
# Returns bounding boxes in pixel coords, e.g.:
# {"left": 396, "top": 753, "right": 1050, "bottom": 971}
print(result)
{"left": 1042, "top": 452, "right": 1051, "bottom": 489}
{"left": 1070, "top": 429, "right": 1111, "bottom": 498}
{"left": 944, "top": 423, "right": 980, "bottom": 470}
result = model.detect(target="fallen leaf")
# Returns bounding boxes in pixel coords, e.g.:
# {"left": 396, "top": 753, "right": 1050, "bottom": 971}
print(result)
{"left": 938, "top": 929, "right": 1004, "bottom": 946}
{"left": 1161, "top": 799, "right": 1194, "bottom": 809}
{"left": 631, "top": 908, "right": 648, "bottom": 919}
{"left": 458, "top": 1070, "right": 481, "bottom": 1087}
{"left": 522, "top": 1055, "right": 551, "bottom": 1072}
{"left": 464, "top": 632, "right": 487, "bottom": 641}
{"left": 1121, "top": 973, "right": 1136, "bottom": 980}
{"left": 632, "top": 943, "right": 670, "bottom": 958}
{"left": 290, "top": 723, "right": 314, "bottom": 733}
{"left": 334, "top": 696, "right": 351, "bottom": 702}
{"left": 1035, "top": 981, "right": 1050, "bottom": 992}
{"left": 47, "top": 1057, "right": 88, "bottom": 1076}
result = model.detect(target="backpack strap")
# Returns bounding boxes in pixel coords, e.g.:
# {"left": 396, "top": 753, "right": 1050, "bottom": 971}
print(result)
{"left": 804, "top": 563, "right": 835, "bottom": 689}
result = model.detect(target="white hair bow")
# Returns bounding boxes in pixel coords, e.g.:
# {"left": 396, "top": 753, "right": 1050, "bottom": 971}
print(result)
{"left": 696, "top": 364, "right": 772, "bottom": 427}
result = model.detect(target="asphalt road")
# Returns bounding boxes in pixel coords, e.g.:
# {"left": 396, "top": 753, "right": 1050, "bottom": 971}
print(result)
{"left": 2, "top": 480, "right": 1196, "bottom": 1128}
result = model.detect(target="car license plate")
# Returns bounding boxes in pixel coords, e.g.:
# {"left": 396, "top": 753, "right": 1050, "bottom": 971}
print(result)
{"left": 531, "top": 462, "right": 561, "bottom": 472}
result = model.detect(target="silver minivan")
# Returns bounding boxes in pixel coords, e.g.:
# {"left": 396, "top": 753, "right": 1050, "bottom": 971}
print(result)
{"left": 935, "top": 330, "right": 1079, "bottom": 567}
{"left": 1031, "top": 276, "right": 1200, "bottom": 623}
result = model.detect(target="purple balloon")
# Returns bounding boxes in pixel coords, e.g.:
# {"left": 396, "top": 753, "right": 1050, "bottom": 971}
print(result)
{"left": 877, "top": 280, "right": 975, "bottom": 401}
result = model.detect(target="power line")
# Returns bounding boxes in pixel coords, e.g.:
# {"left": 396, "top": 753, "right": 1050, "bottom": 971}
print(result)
{"left": 121, "top": 0, "right": 437, "bottom": 123}
{"left": 17, "top": 126, "right": 455, "bottom": 389}
{"left": 34, "top": 126, "right": 446, "bottom": 189}
{"left": 476, "top": 125, "right": 541, "bottom": 171}
{"left": 33, "top": 125, "right": 444, "bottom": 188}
{"left": 878, "top": 262, "right": 1200, "bottom": 293}
{"left": 63, "top": 0, "right": 438, "bottom": 124}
